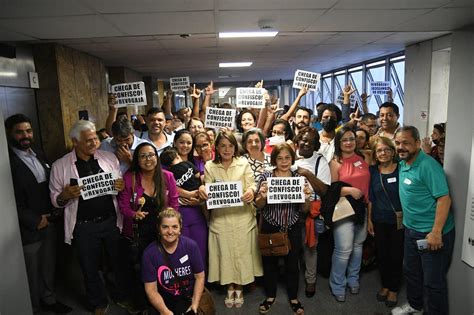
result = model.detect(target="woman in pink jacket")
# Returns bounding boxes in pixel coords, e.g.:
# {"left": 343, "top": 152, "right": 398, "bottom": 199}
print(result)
{"left": 118, "top": 142, "right": 179, "bottom": 311}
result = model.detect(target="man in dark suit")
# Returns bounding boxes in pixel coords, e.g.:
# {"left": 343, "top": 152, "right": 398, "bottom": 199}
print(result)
{"left": 5, "top": 114, "right": 71, "bottom": 314}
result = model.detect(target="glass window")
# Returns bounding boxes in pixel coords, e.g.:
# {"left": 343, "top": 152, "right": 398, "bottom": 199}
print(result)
{"left": 366, "top": 65, "right": 386, "bottom": 114}
{"left": 321, "top": 77, "right": 332, "bottom": 103}
{"left": 334, "top": 73, "right": 345, "bottom": 105}
{"left": 349, "top": 70, "right": 363, "bottom": 111}
{"left": 391, "top": 60, "right": 405, "bottom": 123}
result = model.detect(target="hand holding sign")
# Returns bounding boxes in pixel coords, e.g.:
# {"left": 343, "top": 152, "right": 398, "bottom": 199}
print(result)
{"left": 298, "top": 85, "right": 309, "bottom": 98}
{"left": 108, "top": 93, "right": 117, "bottom": 109}
{"left": 61, "top": 183, "right": 83, "bottom": 201}
{"left": 241, "top": 188, "right": 255, "bottom": 203}
{"left": 114, "top": 178, "right": 125, "bottom": 192}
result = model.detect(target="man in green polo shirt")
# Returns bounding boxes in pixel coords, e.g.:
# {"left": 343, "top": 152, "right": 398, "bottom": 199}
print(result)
{"left": 391, "top": 126, "right": 454, "bottom": 315}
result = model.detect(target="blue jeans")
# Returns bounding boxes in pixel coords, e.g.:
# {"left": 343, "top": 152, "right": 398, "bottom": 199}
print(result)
{"left": 404, "top": 227, "right": 455, "bottom": 314}
{"left": 330, "top": 217, "right": 367, "bottom": 296}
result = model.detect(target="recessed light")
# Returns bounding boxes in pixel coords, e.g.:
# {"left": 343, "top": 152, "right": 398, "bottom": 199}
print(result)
{"left": 219, "top": 62, "right": 253, "bottom": 68}
{"left": 219, "top": 31, "right": 278, "bottom": 38}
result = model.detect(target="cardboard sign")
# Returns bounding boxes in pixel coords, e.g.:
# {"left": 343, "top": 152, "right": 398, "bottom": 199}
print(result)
{"left": 206, "top": 181, "right": 243, "bottom": 209}
{"left": 111, "top": 81, "right": 147, "bottom": 107}
{"left": 268, "top": 135, "right": 285, "bottom": 146}
{"left": 292, "top": 69, "right": 321, "bottom": 91}
{"left": 170, "top": 76, "right": 190, "bottom": 92}
{"left": 267, "top": 177, "right": 305, "bottom": 204}
{"left": 205, "top": 107, "right": 236, "bottom": 129}
{"left": 236, "top": 88, "right": 265, "bottom": 108}
{"left": 336, "top": 92, "right": 357, "bottom": 106}
{"left": 78, "top": 172, "right": 118, "bottom": 200}
{"left": 370, "top": 81, "right": 391, "bottom": 95}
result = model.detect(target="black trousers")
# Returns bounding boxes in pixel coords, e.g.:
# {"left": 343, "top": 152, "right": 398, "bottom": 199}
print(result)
{"left": 373, "top": 222, "right": 404, "bottom": 292}
{"left": 261, "top": 221, "right": 302, "bottom": 300}
{"left": 73, "top": 216, "right": 127, "bottom": 308}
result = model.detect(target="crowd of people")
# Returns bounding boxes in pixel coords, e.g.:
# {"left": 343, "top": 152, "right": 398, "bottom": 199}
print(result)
{"left": 6, "top": 81, "right": 454, "bottom": 315}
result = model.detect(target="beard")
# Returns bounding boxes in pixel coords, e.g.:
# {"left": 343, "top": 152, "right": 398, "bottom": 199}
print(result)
{"left": 10, "top": 136, "right": 33, "bottom": 150}
{"left": 397, "top": 149, "right": 417, "bottom": 162}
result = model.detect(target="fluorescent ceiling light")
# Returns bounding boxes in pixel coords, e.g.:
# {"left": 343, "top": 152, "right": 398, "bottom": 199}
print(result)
{"left": 219, "top": 62, "right": 253, "bottom": 68}
{"left": 0, "top": 72, "right": 17, "bottom": 77}
{"left": 219, "top": 31, "right": 278, "bottom": 38}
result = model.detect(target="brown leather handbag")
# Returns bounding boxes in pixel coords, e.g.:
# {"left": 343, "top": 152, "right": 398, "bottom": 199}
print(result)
{"left": 258, "top": 209, "right": 291, "bottom": 256}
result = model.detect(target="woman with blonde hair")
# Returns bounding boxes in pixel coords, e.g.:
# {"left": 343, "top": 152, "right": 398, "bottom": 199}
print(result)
{"left": 368, "top": 136, "right": 404, "bottom": 307}
{"left": 199, "top": 130, "right": 262, "bottom": 308}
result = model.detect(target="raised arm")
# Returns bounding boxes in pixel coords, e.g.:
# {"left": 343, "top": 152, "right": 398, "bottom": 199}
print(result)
{"left": 105, "top": 93, "right": 118, "bottom": 136}
{"left": 280, "top": 86, "right": 308, "bottom": 121}
{"left": 200, "top": 81, "right": 216, "bottom": 122}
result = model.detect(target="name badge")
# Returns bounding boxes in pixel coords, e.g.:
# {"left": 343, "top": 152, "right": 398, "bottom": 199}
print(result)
{"left": 353, "top": 161, "right": 362, "bottom": 168}
{"left": 403, "top": 178, "right": 412, "bottom": 185}
{"left": 387, "top": 177, "right": 397, "bottom": 183}
{"left": 179, "top": 254, "right": 189, "bottom": 264}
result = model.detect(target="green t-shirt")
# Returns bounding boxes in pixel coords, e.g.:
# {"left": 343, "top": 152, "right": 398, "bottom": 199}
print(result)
{"left": 399, "top": 150, "right": 454, "bottom": 233}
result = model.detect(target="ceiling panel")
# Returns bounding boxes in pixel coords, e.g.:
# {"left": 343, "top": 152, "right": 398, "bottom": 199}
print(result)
{"left": 267, "top": 33, "right": 335, "bottom": 46}
{"left": 217, "top": 0, "right": 337, "bottom": 10}
{"left": 306, "top": 9, "right": 431, "bottom": 32}
{"left": 80, "top": 0, "right": 214, "bottom": 13}
{"left": 375, "top": 32, "right": 450, "bottom": 44}
{"left": 0, "top": 29, "right": 37, "bottom": 41}
{"left": 216, "top": 10, "right": 326, "bottom": 32}
{"left": 105, "top": 12, "right": 215, "bottom": 36}
{"left": 334, "top": 0, "right": 450, "bottom": 9}
{"left": 158, "top": 37, "right": 217, "bottom": 50}
{"left": 0, "top": 0, "right": 93, "bottom": 18}
{"left": 0, "top": 15, "right": 124, "bottom": 39}
{"left": 323, "top": 32, "right": 393, "bottom": 44}
{"left": 395, "top": 8, "right": 474, "bottom": 31}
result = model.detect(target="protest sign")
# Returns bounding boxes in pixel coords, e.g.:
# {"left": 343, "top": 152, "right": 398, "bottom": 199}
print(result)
{"left": 292, "top": 69, "right": 321, "bottom": 91}
{"left": 205, "top": 107, "right": 236, "bottom": 129}
{"left": 111, "top": 81, "right": 147, "bottom": 107}
{"left": 170, "top": 76, "right": 190, "bottom": 92}
{"left": 370, "top": 81, "right": 391, "bottom": 95}
{"left": 206, "top": 181, "right": 243, "bottom": 209}
{"left": 236, "top": 88, "right": 265, "bottom": 108}
{"left": 78, "top": 171, "right": 118, "bottom": 201}
{"left": 336, "top": 92, "right": 357, "bottom": 106}
{"left": 267, "top": 177, "right": 305, "bottom": 204}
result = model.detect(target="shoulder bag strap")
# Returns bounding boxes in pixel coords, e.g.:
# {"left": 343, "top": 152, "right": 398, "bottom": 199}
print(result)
{"left": 378, "top": 170, "right": 397, "bottom": 214}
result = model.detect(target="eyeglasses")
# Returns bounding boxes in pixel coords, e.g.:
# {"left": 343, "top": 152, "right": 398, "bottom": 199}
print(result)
{"left": 272, "top": 130, "right": 286, "bottom": 136}
{"left": 376, "top": 148, "right": 393, "bottom": 154}
{"left": 138, "top": 153, "right": 157, "bottom": 160}
{"left": 341, "top": 137, "right": 356, "bottom": 143}
{"left": 195, "top": 143, "right": 210, "bottom": 150}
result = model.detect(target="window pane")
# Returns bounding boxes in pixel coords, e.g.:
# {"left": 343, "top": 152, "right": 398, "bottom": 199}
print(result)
{"left": 322, "top": 77, "right": 332, "bottom": 103}
{"left": 366, "top": 65, "right": 386, "bottom": 114}
{"left": 391, "top": 60, "right": 405, "bottom": 124}
{"left": 334, "top": 74, "right": 345, "bottom": 105}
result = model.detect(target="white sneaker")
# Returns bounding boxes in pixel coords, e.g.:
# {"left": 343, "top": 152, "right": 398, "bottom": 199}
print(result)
{"left": 391, "top": 302, "right": 423, "bottom": 315}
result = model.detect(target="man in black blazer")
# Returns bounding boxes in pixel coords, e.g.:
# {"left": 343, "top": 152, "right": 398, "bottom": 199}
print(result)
{"left": 6, "top": 114, "right": 71, "bottom": 314}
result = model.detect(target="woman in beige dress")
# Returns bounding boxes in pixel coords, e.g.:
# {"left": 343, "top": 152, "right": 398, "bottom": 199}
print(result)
{"left": 199, "top": 130, "right": 263, "bottom": 309}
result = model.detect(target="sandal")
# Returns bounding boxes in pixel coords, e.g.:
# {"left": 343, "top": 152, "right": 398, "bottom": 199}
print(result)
{"left": 289, "top": 300, "right": 304, "bottom": 315}
{"left": 259, "top": 298, "right": 276, "bottom": 314}
{"left": 224, "top": 290, "right": 235, "bottom": 308}
{"left": 234, "top": 290, "right": 244, "bottom": 308}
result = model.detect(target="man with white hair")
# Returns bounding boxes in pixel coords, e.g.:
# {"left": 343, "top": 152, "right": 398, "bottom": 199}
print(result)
{"left": 49, "top": 120, "right": 127, "bottom": 314}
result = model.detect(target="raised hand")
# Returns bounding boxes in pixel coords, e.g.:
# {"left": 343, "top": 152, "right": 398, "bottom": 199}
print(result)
{"left": 204, "top": 81, "right": 216, "bottom": 95}
{"left": 190, "top": 84, "right": 202, "bottom": 98}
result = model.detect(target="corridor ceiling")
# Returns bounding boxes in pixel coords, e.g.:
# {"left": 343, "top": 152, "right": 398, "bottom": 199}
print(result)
{"left": 1, "top": 0, "right": 473, "bottom": 82}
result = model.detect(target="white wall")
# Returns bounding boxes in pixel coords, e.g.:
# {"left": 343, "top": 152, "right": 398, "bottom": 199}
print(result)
{"left": 428, "top": 49, "right": 450, "bottom": 133}
{"left": 444, "top": 30, "right": 474, "bottom": 315}
{"left": 0, "top": 107, "right": 32, "bottom": 314}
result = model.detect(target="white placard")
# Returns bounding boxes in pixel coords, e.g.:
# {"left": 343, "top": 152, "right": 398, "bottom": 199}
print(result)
{"left": 205, "top": 107, "right": 236, "bottom": 129}
{"left": 170, "top": 76, "right": 190, "bottom": 92}
{"left": 336, "top": 92, "right": 357, "bottom": 106}
{"left": 236, "top": 88, "right": 265, "bottom": 108}
{"left": 370, "top": 81, "right": 391, "bottom": 95}
{"left": 78, "top": 171, "right": 118, "bottom": 200}
{"left": 292, "top": 69, "right": 321, "bottom": 91}
{"left": 111, "top": 81, "right": 147, "bottom": 107}
{"left": 206, "top": 181, "right": 243, "bottom": 209}
{"left": 267, "top": 177, "right": 305, "bottom": 204}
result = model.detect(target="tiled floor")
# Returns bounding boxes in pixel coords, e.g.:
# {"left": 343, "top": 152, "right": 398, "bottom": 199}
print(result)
{"left": 51, "top": 246, "right": 406, "bottom": 315}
